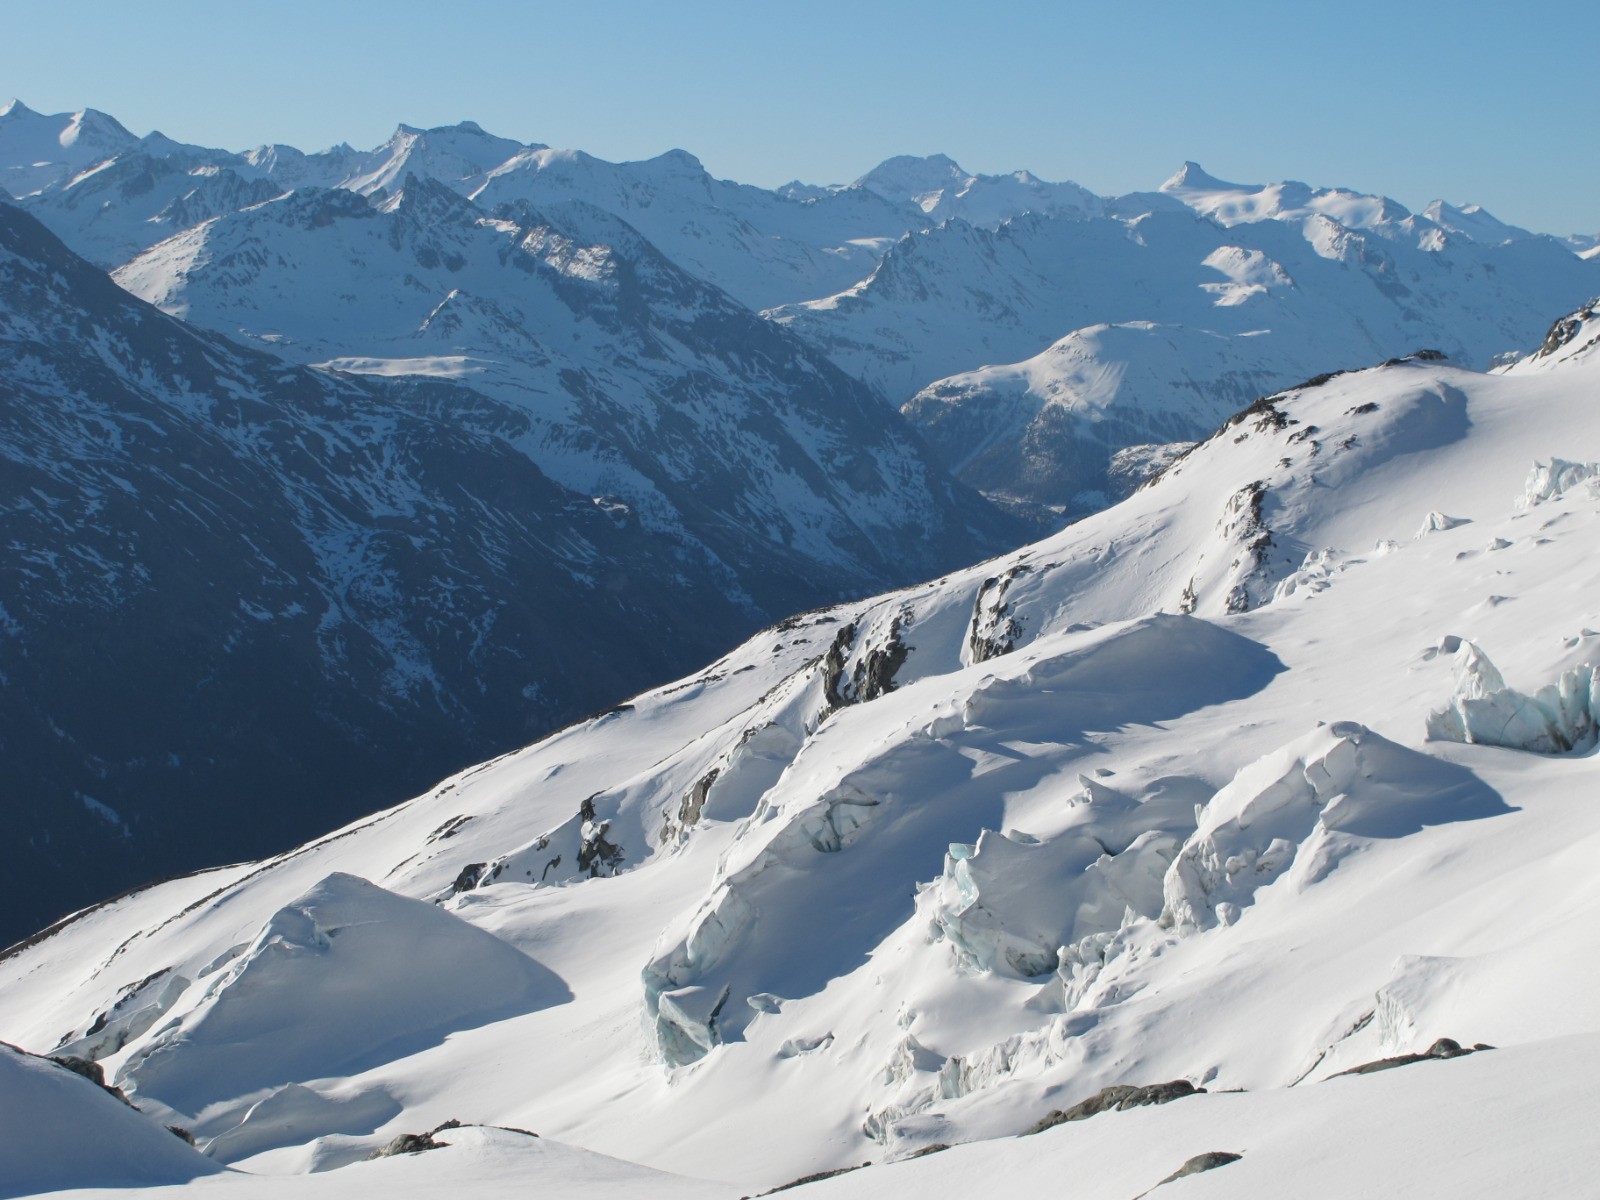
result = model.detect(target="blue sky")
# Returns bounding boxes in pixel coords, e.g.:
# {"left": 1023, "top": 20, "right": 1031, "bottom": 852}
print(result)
{"left": 3, "top": 0, "right": 1594, "bottom": 234}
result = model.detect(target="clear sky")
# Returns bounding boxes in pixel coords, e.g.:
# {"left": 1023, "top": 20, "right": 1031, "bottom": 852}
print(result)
{"left": 2, "top": 0, "right": 1595, "bottom": 235}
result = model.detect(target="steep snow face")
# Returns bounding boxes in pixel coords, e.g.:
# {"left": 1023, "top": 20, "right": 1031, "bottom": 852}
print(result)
{"left": 111, "top": 181, "right": 1014, "bottom": 606}
{"left": 7, "top": 324, "right": 1600, "bottom": 1195}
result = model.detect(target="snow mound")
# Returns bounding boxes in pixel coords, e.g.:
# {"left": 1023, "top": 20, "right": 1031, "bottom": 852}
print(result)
{"left": 1425, "top": 642, "right": 1600, "bottom": 753}
{"left": 119, "top": 873, "right": 569, "bottom": 1118}
{"left": 0, "top": 1042, "right": 220, "bottom": 1197}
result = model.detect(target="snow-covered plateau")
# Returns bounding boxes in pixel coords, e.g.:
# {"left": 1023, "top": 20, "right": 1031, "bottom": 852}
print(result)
{"left": 6, "top": 301, "right": 1600, "bottom": 1196}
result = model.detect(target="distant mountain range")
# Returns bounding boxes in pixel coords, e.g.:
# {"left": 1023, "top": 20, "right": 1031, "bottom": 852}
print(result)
{"left": 2, "top": 97, "right": 1597, "bottom": 944}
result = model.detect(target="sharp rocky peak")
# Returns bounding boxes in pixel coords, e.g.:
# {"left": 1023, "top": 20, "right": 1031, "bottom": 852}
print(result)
{"left": 1160, "top": 160, "right": 1245, "bottom": 193}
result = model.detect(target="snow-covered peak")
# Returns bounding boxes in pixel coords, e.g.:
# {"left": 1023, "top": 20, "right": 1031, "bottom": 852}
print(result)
{"left": 852, "top": 153, "right": 1102, "bottom": 226}
{"left": 642, "top": 147, "right": 706, "bottom": 173}
{"left": 0, "top": 101, "right": 141, "bottom": 196}
{"left": 1421, "top": 199, "right": 1534, "bottom": 247}
{"left": 855, "top": 153, "right": 970, "bottom": 204}
{"left": 59, "top": 106, "right": 135, "bottom": 150}
{"left": 1160, "top": 161, "right": 1419, "bottom": 237}
{"left": 1159, "top": 160, "right": 1243, "bottom": 193}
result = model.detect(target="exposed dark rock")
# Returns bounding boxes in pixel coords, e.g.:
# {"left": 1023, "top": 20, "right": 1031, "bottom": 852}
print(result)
{"left": 758, "top": 1162, "right": 872, "bottom": 1195}
{"left": 819, "top": 623, "right": 859, "bottom": 714}
{"left": 577, "top": 797, "right": 625, "bottom": 877}
{"left": 167, "top": 1125, "right": 197, "bottom": 1145}
{"left": 679, "top": 768, "right": 720, "bottom": 831}
{"left": 1154, "top": 1151, "right": 1243, "bottom": 1187}
{"left": 1331, "top": 1037, "right": 1491, "bottom": 1078}
{"left": 1535, "top": 304, "right": 1598, "bottom": 360}
{"left": 1222, "top": 481, "right": 1275, "bottom": 615}
{"left": 852, "top": 614, "right": 910, "bottom": 702}
{"left": 449, "top": 863, "right": 488, "bottom": 895}
{"left": 1023, "top": 1080, "right": 1204, "bottom": 1135}
{"left": 366, "top": 1118, "right": 464, "bottom": 1159}
{"left": 907, "top": 1142, "right": 950, "bottom": 1158}
{"left": 968, "top": 568, "right": 1028, "bottom": 664}
{"left": 48, "top": 1054, "right": 135, "bottom": 1107}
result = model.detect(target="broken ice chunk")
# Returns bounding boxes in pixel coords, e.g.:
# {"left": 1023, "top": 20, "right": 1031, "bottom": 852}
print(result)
{"left": 1415, "top": 511, "right": 1470, "bottom": 537}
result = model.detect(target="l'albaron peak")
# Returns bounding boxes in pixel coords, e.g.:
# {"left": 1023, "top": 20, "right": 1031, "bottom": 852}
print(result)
{"left": 6, "top": 301, "right": 1600, "bottom": 1197}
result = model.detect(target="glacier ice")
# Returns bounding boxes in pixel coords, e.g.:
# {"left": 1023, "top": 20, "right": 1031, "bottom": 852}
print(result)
{"left": 1516, "top": 458, "right": 1600, "bottom": 508}
{"left": 1425, "top": 641, "right": 1600, "bottom": 753}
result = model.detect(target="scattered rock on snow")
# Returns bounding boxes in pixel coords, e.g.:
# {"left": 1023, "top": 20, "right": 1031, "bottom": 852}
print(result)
{"left": 1330, "top": 1037, "right": 1491, "bottom": 1078}
{"left": 365, "top": 1118, "right": 463, "bottom": 1159}
{"left": 1022, "top": 1079, "right": 1205, "bottom": 1135}
{"left": 1152, "top": 1151, "right": 1243, "bottom": 1189}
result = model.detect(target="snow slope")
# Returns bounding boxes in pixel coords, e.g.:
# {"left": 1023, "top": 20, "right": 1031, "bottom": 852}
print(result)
{"left": 5, "top": 305, "right": 1600, "bottom": 1195}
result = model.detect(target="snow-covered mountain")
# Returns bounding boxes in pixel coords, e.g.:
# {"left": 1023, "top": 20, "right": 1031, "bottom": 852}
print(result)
{"left": 775, "top": 182, "right": 1600, "bottom": 401}
{"left": 6, "top": 302, "right": 1600, "bottom": 1196}
{"left": 766, "top": 177, "right": 1598, "bottom": 509}
{"left": 0, "top": 195, "right": 1009, "bottom": 947}
{"left": 111, "top": 178, "right": 1014, "bottom": 612}
{"left": 847, "top": 152, "right": 1105, "bottom": 226}
{"left": 903, "top": 321, "right": 1290, "bottom": 514}
{"left": 18, "top": 151, "right": 285, "bottom": 268}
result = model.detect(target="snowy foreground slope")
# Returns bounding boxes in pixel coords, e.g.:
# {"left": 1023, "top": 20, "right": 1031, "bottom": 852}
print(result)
{"left": 6, "top": 305, "right": 1600, "bottom": 1196}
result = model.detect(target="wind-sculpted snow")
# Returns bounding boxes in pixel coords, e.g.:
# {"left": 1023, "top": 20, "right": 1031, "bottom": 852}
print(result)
{"left": 0, "top": 1041, "right": 222, "bottom": 1197}
{"left": 120, "top": 873, "right": 568, "bottom": 1120}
